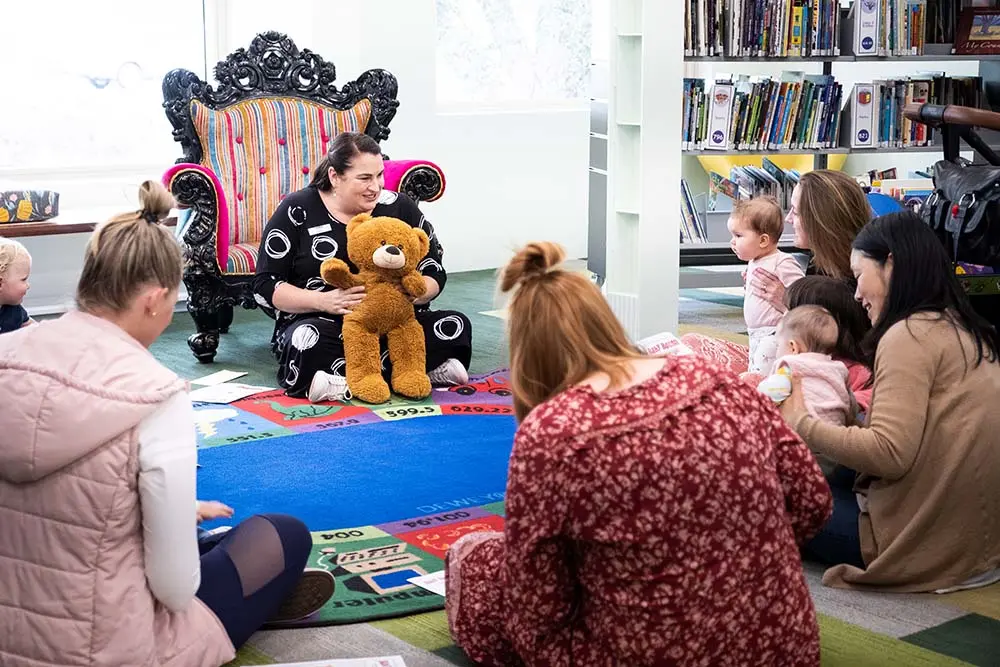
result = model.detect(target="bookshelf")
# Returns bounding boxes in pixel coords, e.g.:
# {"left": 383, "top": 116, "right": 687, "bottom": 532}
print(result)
{"left": 679, "top": 0, "right": 1000, "bottom": 245}
{"left": 686, "top": 54, "right": 1000, "bottom": 62}
{"left": 592, "top": 0, "right": 1000, "bottom": 327}
{"left": 599, "top": 0, "right": 685, "bottom": 340}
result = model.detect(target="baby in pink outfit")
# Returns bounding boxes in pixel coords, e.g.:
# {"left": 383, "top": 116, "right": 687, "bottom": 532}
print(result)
{"left": 727, "top": 196, "right": 805, "bottom": 374}
{"left": 758, "top": 305, "right": 856, "bottom": 474}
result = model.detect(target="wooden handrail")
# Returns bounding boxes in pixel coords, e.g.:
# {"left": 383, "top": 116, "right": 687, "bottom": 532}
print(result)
{"left": 0, "top": 216, "right": 177, "bottom": 239}
{"left": 904, "top": 103, "right": 1000, "bottom": 132}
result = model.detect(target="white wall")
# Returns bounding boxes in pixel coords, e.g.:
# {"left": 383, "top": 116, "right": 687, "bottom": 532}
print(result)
{"left": 10, "top": 0, "right": 589, "bottom": 312}
{"left": 304, "top": 0, "right": 590, "bottom": 272}
{"left": 235, "top": 0, "right": 589, "bottom": 271}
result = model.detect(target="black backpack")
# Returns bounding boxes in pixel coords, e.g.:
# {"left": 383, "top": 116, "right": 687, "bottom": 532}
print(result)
{"left": 922, "top": 159, "right": 1000, "bottom": 267}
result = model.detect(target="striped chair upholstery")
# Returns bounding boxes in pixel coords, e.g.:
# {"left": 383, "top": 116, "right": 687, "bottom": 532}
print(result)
{"left": 190, "top": 96, "right": 372, "bottom": 274}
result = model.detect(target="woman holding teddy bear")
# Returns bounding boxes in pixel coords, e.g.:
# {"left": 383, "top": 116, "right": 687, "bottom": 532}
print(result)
{"left": 253, "top": 132, "right": 473, "bottom": 402}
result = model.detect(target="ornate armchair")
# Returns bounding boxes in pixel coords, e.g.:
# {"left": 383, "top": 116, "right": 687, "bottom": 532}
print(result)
{"left": 162, "top": 31, "right": 446, "bottom": 362}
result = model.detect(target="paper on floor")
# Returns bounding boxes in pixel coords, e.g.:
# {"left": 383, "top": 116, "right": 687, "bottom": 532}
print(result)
{"left": 188, "top": 383, "right": 273, "bottom": 404}
{"left": 407, "top": 571, "right": 446, "bottom": 597}
{"left": 268, "top": 658, "right": 406, "bottom": 667}
{"left": 190, "top": 369, "right": 248, "bottom": 386}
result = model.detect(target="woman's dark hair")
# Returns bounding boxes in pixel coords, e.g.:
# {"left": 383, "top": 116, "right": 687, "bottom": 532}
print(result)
{"left": 853, "top": 211, "right": 1000, "bottom": 367}
{"left": 785, "top": 275, "right": 870, "bottom": 366}
{"left": 309, "top": 131, "right": 382, "bottom": 191}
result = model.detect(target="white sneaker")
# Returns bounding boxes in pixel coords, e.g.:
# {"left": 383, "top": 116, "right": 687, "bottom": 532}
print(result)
{"left": 308, "top": 371, "right": 353, "bottom": 403}
{"left": 428, "top": 358, "right": 469, "bottom": 387}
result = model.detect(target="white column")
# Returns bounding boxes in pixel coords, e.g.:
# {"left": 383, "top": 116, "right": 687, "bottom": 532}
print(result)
{"left": 604, "top": 0, "right": 683, "bottom": 340}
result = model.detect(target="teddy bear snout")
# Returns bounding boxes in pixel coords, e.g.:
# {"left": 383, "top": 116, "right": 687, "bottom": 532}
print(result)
{"left": 373, "top": 244, "right": 407, "bottom": 270}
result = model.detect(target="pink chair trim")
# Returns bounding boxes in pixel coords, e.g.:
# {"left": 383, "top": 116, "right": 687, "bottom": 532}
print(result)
{"left": 383, "top": 159, "right": 446, "bottom": 202}
{"left": 162, "top": 163, "right": 231, "bottom": 272}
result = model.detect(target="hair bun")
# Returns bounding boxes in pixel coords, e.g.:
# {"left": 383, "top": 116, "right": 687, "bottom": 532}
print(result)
{"left": 500, "top": 242, "right": 565, "bottom": 292}
{"left": 137, "top": 180, "right": 174, "bottom": 223}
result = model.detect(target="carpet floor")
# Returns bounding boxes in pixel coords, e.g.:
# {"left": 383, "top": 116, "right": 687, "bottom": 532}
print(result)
{"left": 146, "top": 269, "right": 999, "bottom": 666}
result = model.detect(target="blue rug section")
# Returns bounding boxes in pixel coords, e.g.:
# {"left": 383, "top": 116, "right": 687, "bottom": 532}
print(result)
{"left": 196, "top": 415, "right": 516, "bottom": 530}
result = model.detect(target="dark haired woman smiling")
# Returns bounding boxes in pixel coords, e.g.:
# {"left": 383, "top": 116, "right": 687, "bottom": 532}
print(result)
{"left": 781, "top": 211, "right": 1000, "bottom": 592}
{"left": 253, "top": 132, "right": 472, "bottom": 401}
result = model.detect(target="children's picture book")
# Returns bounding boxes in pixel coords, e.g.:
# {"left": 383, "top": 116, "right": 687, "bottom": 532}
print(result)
{"left": 637, "top": 332, "right": 694, "bottom": 357}
{"left": 269, "top": 657, "right": 407, "bottom": 667}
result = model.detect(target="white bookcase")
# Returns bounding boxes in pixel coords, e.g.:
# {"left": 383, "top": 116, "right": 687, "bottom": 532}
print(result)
{"left": 603, "top": 0, "right": 685, "bottom": 340}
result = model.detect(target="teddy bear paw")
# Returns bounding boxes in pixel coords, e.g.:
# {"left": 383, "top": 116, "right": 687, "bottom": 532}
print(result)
{"left": 392, "top": 371, "right": 432, "bottom": 400}
{"left": 351, "top": 374, "right": 391, "bottom": 404}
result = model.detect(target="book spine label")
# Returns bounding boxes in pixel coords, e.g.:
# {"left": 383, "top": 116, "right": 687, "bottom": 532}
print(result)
{"left": 855, "top": 0, "right": 881, "bottom": 56}
{"left": 706, "top": 83, "right": 735, "bottom": 150}
{"left": 851, "top": 83, "right": 877, "bottom": 148}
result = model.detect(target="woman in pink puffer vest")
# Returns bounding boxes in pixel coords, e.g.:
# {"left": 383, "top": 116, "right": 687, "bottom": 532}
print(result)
{"left": 0, "top": 182, "right": 325, "bottom": 667}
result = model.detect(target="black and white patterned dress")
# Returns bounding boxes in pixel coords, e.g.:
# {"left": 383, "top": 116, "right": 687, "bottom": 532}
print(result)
{"left": 253, "top": 186, "right": 472, "bottom": 397}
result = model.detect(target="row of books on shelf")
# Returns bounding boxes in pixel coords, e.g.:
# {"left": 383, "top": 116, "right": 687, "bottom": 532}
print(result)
{"left": 720, "top": 160, "right": 802, "bottom": 209}
{"left": 682, "top": 72, "right": 983, "bottom": 151}
{"left": 683, "top": 0, "right": 987, "bottom": 58}
{"left": 684, "top": 0, "right": 841, "bottom": 57}
{"left": 853, "top": 0, "right": 936, "bottom": 57}
{"left": 680, "top": 166, "right": 937, "bottom": 244}
{"left": 680, "top": 179, "right": 709, "bottom": 243}
{"left": 679, "top": 160, "right": 803, "bottom": 243}
{"left": 850, "top": 73, "right": 982, "bottom": 148}
{"left": 683, "top": 73, "right": 843, "bottom": 151}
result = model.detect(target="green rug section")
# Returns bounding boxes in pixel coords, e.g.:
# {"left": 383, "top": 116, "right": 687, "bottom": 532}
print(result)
{"left": 271, "top": 609, "right": 978, "bottom": 667}
{"left": 301, "top": 530, "right": 445, "bottom": 626}
{"left": 227, "top": 644, "right": 274, "bottom": 666}
{"left": 817, "top": 614, "right": 972, "bottom": 666}
{"left": 903, "top": 614, "right": 1000, "bottom": 666}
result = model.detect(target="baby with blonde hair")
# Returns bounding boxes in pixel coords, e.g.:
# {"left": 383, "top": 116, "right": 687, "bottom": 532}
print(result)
{"left": 0, "top": 237, "right": 33, "bottom": 333}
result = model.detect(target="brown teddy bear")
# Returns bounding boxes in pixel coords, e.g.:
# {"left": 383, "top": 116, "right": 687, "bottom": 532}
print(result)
{"left": 320, "top": 213, "right": 431, "bottom": 404}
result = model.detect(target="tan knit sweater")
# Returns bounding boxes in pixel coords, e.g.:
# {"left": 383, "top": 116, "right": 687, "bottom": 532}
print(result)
{"left": 792, "top": 313, "right": 1000, "bottom": 592}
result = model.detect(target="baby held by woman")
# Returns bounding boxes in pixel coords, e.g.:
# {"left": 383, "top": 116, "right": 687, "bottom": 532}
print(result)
{"left": 758, "top": 305, "right": 857, "bottom": 474}
{"left": 727, "top": 196, "right": 805, "bottom": 374}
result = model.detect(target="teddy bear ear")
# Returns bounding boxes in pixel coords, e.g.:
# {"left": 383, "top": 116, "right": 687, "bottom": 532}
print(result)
{"left": 347, "top": 213, "right": 373, "bottom": 236}
{"left": 413, "top": 227, "right": 430, "bottom": 259}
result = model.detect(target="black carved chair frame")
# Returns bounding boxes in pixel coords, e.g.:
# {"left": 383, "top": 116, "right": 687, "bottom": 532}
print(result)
{"left": 162, "top": 31, "right": 445, "bottom": 362}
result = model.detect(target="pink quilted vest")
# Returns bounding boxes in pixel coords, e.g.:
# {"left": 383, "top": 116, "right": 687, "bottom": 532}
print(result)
{"left": 0, "top": 311, "right": 235, "bottom": 667}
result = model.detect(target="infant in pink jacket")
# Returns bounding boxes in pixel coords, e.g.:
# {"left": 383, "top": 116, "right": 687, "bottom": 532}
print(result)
{"left": 758, "top": 305, "right": 856, "bottom": 475}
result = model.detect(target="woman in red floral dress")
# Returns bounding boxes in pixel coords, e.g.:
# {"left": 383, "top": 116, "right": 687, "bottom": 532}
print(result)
{"left": 445, "top": 242, "right": 833, "bottom": 666}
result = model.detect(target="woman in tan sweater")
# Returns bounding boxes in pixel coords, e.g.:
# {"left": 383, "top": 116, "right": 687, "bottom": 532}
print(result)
{"left": 782, "top": 211, "right": 1000, "bottom": 593}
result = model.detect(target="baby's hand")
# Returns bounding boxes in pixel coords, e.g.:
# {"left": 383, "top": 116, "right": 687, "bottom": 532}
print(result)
{"left": 197, "top": 500, "right": 234, "bottom": 523}
{"left": 757, "top": 367, "right": 792, "bottom": 403}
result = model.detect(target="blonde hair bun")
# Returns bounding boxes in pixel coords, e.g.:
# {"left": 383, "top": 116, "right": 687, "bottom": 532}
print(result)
{"left": 500, "top": 242, "right": 565, "bottom": 293}
{"left": 137, "top": 180, "right": 174, "bottom": 223}
{"left": 76, "top": 180, "right": 183, "bottom": 314}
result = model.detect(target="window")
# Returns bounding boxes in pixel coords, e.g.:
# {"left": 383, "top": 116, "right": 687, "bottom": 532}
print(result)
{"left": 435, "top": 0, "right": 594, "bottom": 108}
{"left": 0, "top": 0, "right": 207, "bottom": 171}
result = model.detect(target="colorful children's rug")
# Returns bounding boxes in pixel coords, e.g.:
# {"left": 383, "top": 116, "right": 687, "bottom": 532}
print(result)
{"left": 192, "top": 368, "right": 514, "bottom": 450}
{"left": 195, "top": 371, "right": 516, "bottom": 626}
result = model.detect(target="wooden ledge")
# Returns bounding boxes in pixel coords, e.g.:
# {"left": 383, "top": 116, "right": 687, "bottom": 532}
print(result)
{"left": 0, "top": 215, "right": 177, "bottom": 239}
